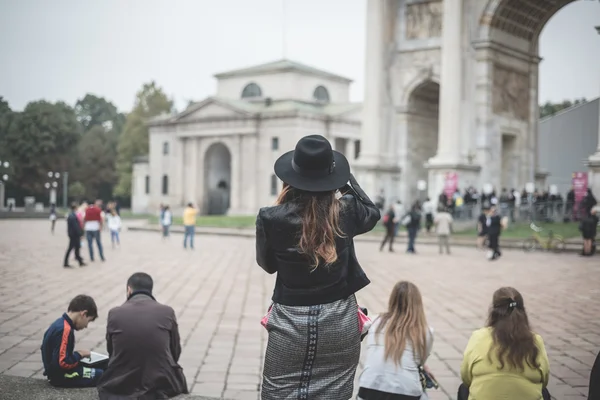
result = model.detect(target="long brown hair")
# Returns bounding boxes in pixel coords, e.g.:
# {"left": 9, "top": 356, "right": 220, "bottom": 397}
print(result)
{"left": 275, "top": 183, "right": 344, "bottom": 269}
{"left": 376, "top": 281, "right": 429, "bottom": 365}
{"left": 486, "top": 287, "right": 540, "bottom": 371}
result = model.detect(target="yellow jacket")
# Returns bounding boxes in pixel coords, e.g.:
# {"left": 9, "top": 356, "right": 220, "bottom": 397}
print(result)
{"left": 183, "top": 207, "right": 197, "bottom": 226}
{"left": 460, "top": 327, "right": 550, "bottom": 400}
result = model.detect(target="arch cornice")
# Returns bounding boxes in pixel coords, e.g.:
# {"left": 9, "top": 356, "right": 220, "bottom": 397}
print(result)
{"left": 401, "top": 68, "right": 441, "bottom": 106}
{"left": 479, "top": 0, "right": 578, "bottom": 49}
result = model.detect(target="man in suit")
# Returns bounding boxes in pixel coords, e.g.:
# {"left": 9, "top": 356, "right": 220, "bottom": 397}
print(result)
{"left": 97, "top": 273, "right": 188, "bottom": 399}
{"left": 63, "top": 202, "right": 86, "bottom": 268}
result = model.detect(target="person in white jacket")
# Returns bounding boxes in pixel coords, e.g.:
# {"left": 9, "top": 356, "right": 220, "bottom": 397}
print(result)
{"left": 107, "top": 209, "right": 122, "bottom": 249}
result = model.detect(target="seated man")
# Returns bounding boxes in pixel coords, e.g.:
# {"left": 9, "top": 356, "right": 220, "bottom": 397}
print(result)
{"left": 41, "top": 295, "right": 102, "bottom": 387}
{"left": 97, "top": 273, "right": 188, "bottom": 399}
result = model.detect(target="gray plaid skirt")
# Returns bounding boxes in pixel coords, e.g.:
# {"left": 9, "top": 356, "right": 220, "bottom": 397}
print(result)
{"left": 261, "top": 295, "right": 361, "bottom": 400}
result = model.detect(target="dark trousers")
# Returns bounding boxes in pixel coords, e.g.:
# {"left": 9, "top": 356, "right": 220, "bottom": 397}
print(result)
{"left": 50, "top": 365, "right": 103, "bottom": 388}
{"left": 64, "top": 237, "right": 84, "bottom": 266}
{"left": 457, "top": 383, "right": 550, "bottom": 400}
{"left": 86, "top": 230, "right": 105, "bottom": 261}
{"left": 590, "top": 351, "right": 600, "bottom": 400}
{"left": 488, "top": 233, "right": 501, "bottom": 258}
{"left": 425, "top": 213, "right": 433, "bottom": 232}
{"left": 407, "top": 227, "right": 418, "bottom": 252}
{"left": 380, "top": 225, "right": 395, "bottom": 251}
{"left": 358, "top": 387, "right": 420, "bottom": 400}
{"left": 184, "top": 225, "right": 195, "bottom": 249}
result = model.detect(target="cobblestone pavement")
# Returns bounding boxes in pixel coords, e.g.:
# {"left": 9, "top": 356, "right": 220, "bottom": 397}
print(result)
{"left": 0, "top": 220, "right": 598, "bottom": 400}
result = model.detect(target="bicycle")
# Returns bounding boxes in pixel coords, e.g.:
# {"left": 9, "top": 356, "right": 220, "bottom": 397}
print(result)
{"left": 522, "top": 223, "right": 565, "bottom": 253}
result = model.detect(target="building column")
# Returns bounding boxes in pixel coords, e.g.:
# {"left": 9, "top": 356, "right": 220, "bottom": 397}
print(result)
{"left": 185, "top": 138, "right": 198, "bottom": 206}
{"left": 354, "top": 0, "right": 386, "bottom": 197}
{"left": 588, "top": 96, "right": 600, "bottom": 197}
{"left": 430, "top": 0, "right": 463, "bottom": 164}
{"left": 173, "top": 137, "right": 184, "bottom": 207}
{"left": 228, "top": 135, "right": 242, "bottom": 215}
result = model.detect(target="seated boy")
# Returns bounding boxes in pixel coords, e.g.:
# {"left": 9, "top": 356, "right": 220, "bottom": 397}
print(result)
{"left": 40, "top": 294, "right": 103, "bottom": 387}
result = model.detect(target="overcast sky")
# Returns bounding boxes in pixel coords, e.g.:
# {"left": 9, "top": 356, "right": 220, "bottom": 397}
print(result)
{"left": 0, "top": 0, "right": 599, "bottom": 112}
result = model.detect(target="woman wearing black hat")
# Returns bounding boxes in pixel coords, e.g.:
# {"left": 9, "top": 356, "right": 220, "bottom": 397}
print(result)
{"left": 256, "top": 135, "right": 381, "bottom": 400}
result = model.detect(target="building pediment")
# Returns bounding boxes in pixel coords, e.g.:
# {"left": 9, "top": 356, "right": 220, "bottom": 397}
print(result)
{"left": 173, "top": 97, "right": 258, "bottom": 123}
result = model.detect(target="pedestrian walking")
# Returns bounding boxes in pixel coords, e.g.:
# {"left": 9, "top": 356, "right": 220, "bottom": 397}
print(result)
{"left": 486, "top": 206, "right": 504, "bottom": 261}
{"left": 435, "top": 206, "right": 453, "bottom": 255}
{"left": 162, "top": 206, "right": 172, "bottom": 238}
{"left": 379, "top": 204, "right": 396, "bottom": 252}
{"left": 49, "top": 203, "right": 58, "bottom": 234}
{"left": 183, "top": 203, "right": 197, "bottom": 249}
{"left": 406, "top": 202, "right": 421, "bottom": 254}
{"left": 422, "top": 198, "right": 434, "bottom": 233}
{"left": 84, "top": 200, "right": 105, "bottom": 262}
{"left": 107, "top": 209, "right": 122, "bottom": 249}
{"left": 63, "top": 203, "right": 86, "bottom": 268}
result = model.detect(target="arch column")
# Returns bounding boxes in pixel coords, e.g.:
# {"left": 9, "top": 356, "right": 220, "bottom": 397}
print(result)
{"left": 425, "top": 0, "right": 480, "bottom": 202}
{"left": 354, "top": 0, "right": 386, "bottom": 198}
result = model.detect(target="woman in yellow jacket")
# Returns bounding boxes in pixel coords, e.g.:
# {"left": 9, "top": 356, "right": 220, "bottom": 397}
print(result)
{"left": 458, "top": 287, "right": 551, "bottom": 400}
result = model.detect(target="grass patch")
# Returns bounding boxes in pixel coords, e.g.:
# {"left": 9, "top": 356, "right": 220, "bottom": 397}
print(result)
{"left": 149, "top": 214, "right": 256, "bottom": 228}
{"left": 453, "top": 221, "right": 581, "bottom": 239}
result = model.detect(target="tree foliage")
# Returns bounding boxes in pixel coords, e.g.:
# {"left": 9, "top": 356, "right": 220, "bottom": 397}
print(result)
{"left": 4, "top": 101, "right": 81, "bottom": 193}
{"left": 539, "top": 98, "right": 587, "bottom": 118}
{"left": 71, "top": 125, "right": 118, "bottom": 200}
{"left": 75, "top": 94, "right": 125, "bottom": 133}
{"left": 114, "top": 82, "right": 172, "bottom": 197}
{"left": 68, "top": 181, "right": 86, "bottom": 200}
{"left": 71, "top": 94, "right": 124, "bottom": 200}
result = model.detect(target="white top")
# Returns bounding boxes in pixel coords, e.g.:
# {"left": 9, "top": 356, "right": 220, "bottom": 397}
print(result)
{"left": 392, "top": 203, "right": 405, "bottom": 223}
{"left": 359, "top": 318, "right": 434, "bottom": 397}
{"left": 422, "top": 200, "right": 434, "bottom": 214}
{"left": 434, "top": 212, "right": 453, "bottom": 235}
{"left": 107, "top": 215, "right": 122, "bottom": 231}
{"left": 162, "top": 210, "right": 172, "bottom": 226}
{"left": 84, "top": 221, "right": 100, "bottom": 231}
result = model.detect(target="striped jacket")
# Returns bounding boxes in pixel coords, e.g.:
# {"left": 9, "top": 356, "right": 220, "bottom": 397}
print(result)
{"left": 41, "top": 313, "right": 82, "bottom": 379}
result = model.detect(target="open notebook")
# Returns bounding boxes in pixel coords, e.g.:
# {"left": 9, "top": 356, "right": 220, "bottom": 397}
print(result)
{"left": 80, "top": 351, "right": 109, "bottom": 366}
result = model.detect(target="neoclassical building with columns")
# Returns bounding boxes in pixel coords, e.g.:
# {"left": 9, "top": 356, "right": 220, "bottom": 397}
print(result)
{"left": 131, "top": 60, "right": 362, "bottom": 214}
{"left": 355, "top": 0, "right": 600, "bottom": 206}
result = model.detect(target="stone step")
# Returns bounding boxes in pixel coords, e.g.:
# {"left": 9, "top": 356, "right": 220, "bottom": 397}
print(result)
{"left": 0, "top": 375, "right": 226, "bottom": 400}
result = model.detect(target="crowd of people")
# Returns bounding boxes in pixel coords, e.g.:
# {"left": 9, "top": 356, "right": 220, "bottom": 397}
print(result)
{"left": 41, "top": 135, "right": 598, "bottom": 399}
{"left": 62, "top": 199, "right": 122, "bottom": 267}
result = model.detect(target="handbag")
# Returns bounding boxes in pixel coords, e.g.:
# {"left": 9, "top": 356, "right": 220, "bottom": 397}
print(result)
{"left": 418, "top": 365, "right": 439, "bottom": 390}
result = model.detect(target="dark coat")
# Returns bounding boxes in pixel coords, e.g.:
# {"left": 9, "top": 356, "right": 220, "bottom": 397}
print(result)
{"left": 97, "top": 292, "right": 187, "bottom": 400}
{"left": 256, "top": 176, "right": 380, "bottom": 307}
{"left": 67, "top": 211, "right": 82, "bottom": 238}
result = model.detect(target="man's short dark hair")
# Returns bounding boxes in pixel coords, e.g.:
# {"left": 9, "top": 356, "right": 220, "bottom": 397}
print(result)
{"left": 187, "top": 203, "right": 193, "bottom": 208}
{"left": 70, "top": 202, "right": 78, "bottom": 211}
{"left": 68, "top": 295, "right": 98, "bottom": 319}
{"left": 127, "top": 272, "right": 153, "bottom": 293}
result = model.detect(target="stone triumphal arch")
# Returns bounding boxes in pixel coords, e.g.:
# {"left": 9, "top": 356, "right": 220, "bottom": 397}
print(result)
{"left": 356, "top": 0, "right": 600, "bottom": 205}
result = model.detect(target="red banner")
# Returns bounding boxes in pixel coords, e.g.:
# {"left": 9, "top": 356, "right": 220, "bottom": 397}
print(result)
{"left": 572, "top": 172, "right": 588, "bottom": 216}
{"left": 444, "top": 172, "right": 458, "bottom": 199}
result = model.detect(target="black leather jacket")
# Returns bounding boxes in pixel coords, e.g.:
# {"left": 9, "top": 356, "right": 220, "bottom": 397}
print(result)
{"left": 255, "top": 177, "right": 381, "bottom": 306}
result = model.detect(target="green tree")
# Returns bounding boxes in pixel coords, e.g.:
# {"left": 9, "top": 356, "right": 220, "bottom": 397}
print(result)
{"left": 75, "top": 94, "right": 126, "bottom": 135}
{"left": 539, "top": 98, "right": 587, "bottom": 118}
{"left": 72, "top": 125, "right": 118, "bottom": 200}
{"left": 0, "top": 97, "right": 13, "bottom": 161}
{"left": 68, "top": 181, "right": 86, "bottom": 200}
{"left": 4, "top": 101, "right": 81, "bottom": 193}
{"left": 114, "top": 82, "right": 172, "bottom": 197}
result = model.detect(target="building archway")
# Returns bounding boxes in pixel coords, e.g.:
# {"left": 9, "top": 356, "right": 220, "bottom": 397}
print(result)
{"left": 203, "top": 143, "right": 231, "bottom": 215}
{"left": 476, "top": 0, "right": 581, "bottom": 190}
{"left": 406, "top": 80, "right": 440, "bottom": 200}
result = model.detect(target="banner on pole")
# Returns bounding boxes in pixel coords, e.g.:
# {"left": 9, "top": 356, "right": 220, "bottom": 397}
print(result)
{"left": 572, "top": 172, "right": 588, "bottom": 216}
{"left": 444, "top": 172, "right": 458, "bottom": 199}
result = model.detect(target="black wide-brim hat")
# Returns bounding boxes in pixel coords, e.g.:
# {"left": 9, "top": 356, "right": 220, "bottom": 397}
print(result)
{"left": 274, "top": 135, "right": 350, "bottom": 192}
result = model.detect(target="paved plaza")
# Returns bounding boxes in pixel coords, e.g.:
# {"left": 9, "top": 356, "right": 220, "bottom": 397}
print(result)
{"left": 0, "top": 220, "right": 598, "bottom": 400}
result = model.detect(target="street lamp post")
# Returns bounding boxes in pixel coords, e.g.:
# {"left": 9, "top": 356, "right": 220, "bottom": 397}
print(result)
{"left": 0, "top": 160, "right": 9, "bottom": 210}
{"left": 46, "top": 171, "right": 61, "bottom": 207}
